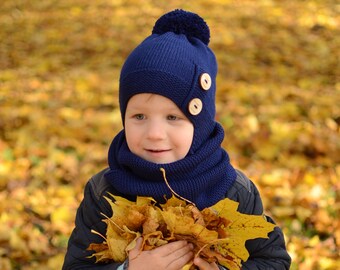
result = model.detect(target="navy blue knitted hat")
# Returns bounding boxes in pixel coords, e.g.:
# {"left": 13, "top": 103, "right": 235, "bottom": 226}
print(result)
{"left": 119, "top": 9, "right": 218, "bottom": 153}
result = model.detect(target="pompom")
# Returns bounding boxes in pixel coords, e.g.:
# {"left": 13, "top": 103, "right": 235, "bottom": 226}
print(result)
{"left": 152, "top": 9, "right": 210, "bottom": 45}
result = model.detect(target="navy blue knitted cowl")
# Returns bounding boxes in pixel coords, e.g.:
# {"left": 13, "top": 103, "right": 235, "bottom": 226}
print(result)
{"left": 105, "top": 122, "right": 236, "bottom": 210}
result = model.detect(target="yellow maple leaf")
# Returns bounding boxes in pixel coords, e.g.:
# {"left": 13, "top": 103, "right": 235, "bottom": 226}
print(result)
{"left": 210, "top": 198, "right": 276, "bottom": 269}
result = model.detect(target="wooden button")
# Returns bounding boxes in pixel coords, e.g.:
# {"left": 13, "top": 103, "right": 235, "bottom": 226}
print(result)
{"left": 188, "top": 98, "right": 203, "bottom": 115}
{"left": 199, "top": 73, "right": 211, "bottom": 90}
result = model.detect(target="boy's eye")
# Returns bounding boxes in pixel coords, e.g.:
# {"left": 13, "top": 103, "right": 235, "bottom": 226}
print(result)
{"left": 135, "top": 114, "right": 145, "bottom": 120}
{"left": 167, "top": 115, "right": 178, "bottom": 120}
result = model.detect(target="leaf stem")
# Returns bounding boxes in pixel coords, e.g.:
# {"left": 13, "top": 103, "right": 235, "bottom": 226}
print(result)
{"left": 101, "top": 212, "right": 125, "bottom": 232}
{"left": 91, "top": 229, "right": 107, "bottom": 241}
{"left": 160, "top": 168, "right": 196, "bottom": 207}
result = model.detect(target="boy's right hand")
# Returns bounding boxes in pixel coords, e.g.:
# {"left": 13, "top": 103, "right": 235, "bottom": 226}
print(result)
{"left": 128, "top": 237, "right": 194, "bottom": 270}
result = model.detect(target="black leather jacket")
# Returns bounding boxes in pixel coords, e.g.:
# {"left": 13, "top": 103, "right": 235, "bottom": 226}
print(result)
{"left": 63, "top": 168, "right": 291, "bottom": 269}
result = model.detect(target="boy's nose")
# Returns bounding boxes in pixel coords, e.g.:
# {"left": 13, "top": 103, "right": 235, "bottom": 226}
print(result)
{"left": 146, "top": 121, "right": 166, "bottom": 140}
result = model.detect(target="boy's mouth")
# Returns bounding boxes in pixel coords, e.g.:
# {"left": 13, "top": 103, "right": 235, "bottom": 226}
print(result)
{"left": 146, "top": 149, "right": 170, "bottom": 153}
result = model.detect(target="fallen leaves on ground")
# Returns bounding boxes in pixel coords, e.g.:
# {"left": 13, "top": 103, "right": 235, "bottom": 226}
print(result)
{"left": 0, "top": 0, "right": 339, "bottom": 269}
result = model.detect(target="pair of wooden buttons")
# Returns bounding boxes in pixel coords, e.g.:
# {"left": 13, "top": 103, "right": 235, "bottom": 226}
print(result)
{"left": 188, "top": 73, "right": 211, "bottom": 115}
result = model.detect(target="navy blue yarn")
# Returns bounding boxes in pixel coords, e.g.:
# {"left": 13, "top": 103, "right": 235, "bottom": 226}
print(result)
{"left": 108, "top": 10, "right": 237, "bottom": 209}
{"left": 152, "top": 9, "right": 210, "bottom": 45}
{"left": 105, "top": 123, "right": 237, "bottom": 210}
{"left": 119, "top": 9, "right": 217, "bottom": 153}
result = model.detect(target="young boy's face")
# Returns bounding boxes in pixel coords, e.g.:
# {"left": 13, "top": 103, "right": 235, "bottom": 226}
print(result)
{"left": 125, "top": 93, "right": 194, "bottom": 164}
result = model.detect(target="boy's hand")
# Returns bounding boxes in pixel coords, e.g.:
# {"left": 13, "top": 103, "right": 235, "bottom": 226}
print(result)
{"left": 128, "top": 237, "right": 194, "bottom": 270}
{"left": 193, "top": 257, "right": 220, "bottom": 270}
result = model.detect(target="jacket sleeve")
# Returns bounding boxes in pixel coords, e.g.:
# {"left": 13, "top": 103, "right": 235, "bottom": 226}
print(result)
{"left": 226, "top": 170, "right": 291, "bottom": 270}
{"left": 62, "top": 175, "right": 122, "bottom": 270}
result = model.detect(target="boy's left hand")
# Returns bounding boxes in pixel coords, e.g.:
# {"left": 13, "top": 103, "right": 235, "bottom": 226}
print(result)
{"left": 193, "top": 257, "right": 220, "bottom": 270}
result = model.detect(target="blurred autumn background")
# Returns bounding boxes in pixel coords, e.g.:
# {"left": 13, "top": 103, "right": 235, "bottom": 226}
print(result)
{"left": 0, "top": 0, "right": 339, "bottom": 269}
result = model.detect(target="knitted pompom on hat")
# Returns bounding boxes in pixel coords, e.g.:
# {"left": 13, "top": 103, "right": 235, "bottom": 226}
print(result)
{"left": 119, "top": 9, "right": 218, "bottom": 153}
{"left": 152, "top": 9, "right": 210, "bottom": 45}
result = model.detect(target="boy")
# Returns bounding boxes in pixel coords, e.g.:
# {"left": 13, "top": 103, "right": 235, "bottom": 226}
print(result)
{"left": 63, "top": 9, "right": 291, "bottom": 270}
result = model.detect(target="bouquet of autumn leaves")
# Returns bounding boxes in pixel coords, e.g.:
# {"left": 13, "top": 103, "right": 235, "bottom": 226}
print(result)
{"left": 88, "top": 169, "right": 276, "bottom": 270}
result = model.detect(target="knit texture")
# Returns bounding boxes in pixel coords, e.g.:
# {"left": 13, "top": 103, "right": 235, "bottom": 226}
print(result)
{"left": 152, "top": 9, "right": 210, "bottom": 45}
{"left": 106, "top": 9, "right": 237, "bottom": 209}
{"left": 105, "top": 123, "right": 236, "bottom": 210}
{"left": 119, "top": 9, "right": 217, "bottom": 153}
